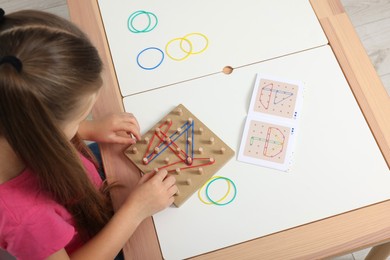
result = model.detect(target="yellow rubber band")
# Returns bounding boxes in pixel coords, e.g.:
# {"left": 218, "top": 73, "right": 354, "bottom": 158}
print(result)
{"left": 180, "top": 32, "right": 209, "bottom": 55}
{"left": 165, "top": 37, "right": 192, "bottom": 61}
{"left": 198, "top": 176, "right": 231, "bottom": 205}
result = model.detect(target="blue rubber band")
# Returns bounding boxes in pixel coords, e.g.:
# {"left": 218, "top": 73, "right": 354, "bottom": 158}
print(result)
{"left": 147, "top": 120, "right": 193, "bottom": 163}
{"left": 191, "top": 121, "right": 195, "bottom": 159}
{"left": 205, "top": 177, "right": 237, "bottom": 206}
{"left": 136, "top": 47, "right": 164, "bottom": 70}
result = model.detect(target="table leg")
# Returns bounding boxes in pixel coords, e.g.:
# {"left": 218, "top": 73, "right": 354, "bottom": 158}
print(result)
{"left": 366, "top": 242, "right": 390, "bottom": 260}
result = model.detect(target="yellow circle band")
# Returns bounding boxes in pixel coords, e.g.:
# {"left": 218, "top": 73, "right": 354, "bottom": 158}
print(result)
{"left": 165, "top": 37, "right": 192, "bottom": 61}
{"left": 198, "top": 176, "right": 231, "bottom": 205}
{"left": 180, "top": 32, "right": 209, "bottom": 55}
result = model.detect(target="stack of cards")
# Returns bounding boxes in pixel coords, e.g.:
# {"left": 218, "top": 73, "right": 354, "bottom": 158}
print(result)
{"left": 238, "top": 74, "right": 304, "bottom": 171}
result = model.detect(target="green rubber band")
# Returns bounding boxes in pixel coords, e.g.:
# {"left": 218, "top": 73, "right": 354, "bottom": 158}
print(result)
{"left": 198, "top": 176, "right": 231, "bottom": 205}
{"left": 128, "top": 10, "right": 158, "bottom": 33}
{"left": 205, "top": 176, "right": 237, "bottom": 206}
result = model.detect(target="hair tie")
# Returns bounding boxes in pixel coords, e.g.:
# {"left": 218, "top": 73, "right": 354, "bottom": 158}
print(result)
{"left": 0, "top": 8, "right": 5, "bottom": 22}
{"left": 0, "top": 56, "right": 23, "bottom": 72}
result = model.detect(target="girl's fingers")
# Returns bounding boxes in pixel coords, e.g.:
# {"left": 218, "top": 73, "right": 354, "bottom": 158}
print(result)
{"left": 168, "top": 185, "right": 179, "bottom": 197}
{"left": 154, "top": 169, "right": 169, "bottom": 182}
{"left": 117, "top": 119, "right": 141, "bottom": 140}
{"left": 139, "top": 172, "right": 155, "bottom": 184}
{"left": 167, "top": 197, "right": 175, "bottom": 206}
{"left": 163, "top": 174, "right": 176, "bottom": 188}
{"left": 110, "top": 135, "right": 137, "bottom": 145}
{"left": 121, "top": 113, "right": 140, "bottom": 130}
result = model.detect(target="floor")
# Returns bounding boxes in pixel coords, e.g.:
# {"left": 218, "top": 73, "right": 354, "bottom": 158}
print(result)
{"left": 0, "top": 0, "right": 389, "bottom": 259}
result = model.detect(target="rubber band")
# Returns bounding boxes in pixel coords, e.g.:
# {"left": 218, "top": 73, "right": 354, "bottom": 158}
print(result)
{"left": 163, "top": 157, "right": 215, "bottom": 173}
{"left": 191, "top": 121, "right": 195, "bottom": 159}
{"left": 142, "top": 118, "right": 217, "bottom": 175}
{"left": 128, "top": 11, "right": 151, "bottom": 33}
{"left": 144, "top": 120, "right": 193, "bottom": 164}
{"left": 198, "top": 176, "right": 231, "bottom": 205}
{"left": 156, "top": 122, "right": 192, "bottom": 162}
{"left": 180, "top": 32, "right": 209, "bottom": 55}
{"left": 205, "top": 176, "right": 237, "bottom": 206}
{"left": 186, "top": 125, "right": 189, "bottom": 155}
{"left": 165, "top": 37, "right": 193, "bottom": 61}
{"left": 127, "top": 10, "right": 158, "bottom": 33}
{"left": 136, "top": 47, "right": 164, "bottom": 70}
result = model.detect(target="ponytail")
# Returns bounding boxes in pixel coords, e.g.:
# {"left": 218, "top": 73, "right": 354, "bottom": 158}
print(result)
{"left": 0, "top": 22, "right": 112, "bottom": 239}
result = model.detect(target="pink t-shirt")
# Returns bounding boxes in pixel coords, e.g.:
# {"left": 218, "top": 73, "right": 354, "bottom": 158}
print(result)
{"left": 0, "top": 155, "right": 102, "bottom": 260}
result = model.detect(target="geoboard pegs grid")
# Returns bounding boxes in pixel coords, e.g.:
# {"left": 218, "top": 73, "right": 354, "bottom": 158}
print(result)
{"left": 124, "top": 104, "right": 234, "bottom": 207}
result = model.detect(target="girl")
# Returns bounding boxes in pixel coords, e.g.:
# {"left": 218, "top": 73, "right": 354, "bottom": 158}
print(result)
{"left": 0, "top": 9, "right": 178, "bottom": 260}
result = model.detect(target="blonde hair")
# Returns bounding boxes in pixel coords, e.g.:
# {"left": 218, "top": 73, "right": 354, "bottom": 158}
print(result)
{"left": 0, "top": 10, "right": 112, "bottom": 239}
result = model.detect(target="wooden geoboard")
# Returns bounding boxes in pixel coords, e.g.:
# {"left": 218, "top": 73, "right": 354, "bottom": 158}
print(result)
{"left": 124, "top": 104, "right": 234, "bottom": 207}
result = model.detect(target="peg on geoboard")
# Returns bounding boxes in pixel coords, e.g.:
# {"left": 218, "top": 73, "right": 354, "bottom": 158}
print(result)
{"left": 184, "top": 178, "right": 191, "bottom": 185}
{"left": 142, "top": 157, "right": 148, "bottom": 165}
{"left": 130, "top": 147, "right": 138, "bottom": 154}
{"left": 154, "top": 168, "right": 159, "bottom": 173}
{"left": 188, "top": 117, "right": 193, "bottom": 124}
{"left": 165, "top": 137, "right": 171, "bottom": 144}
{"left": 209, "top": 137, "right": 215, "bottom": 144}
{"left": 209, "top": 158, "right": 215, "bottom": 163}
{"left": 154, "top": 147, "right": 160, "bottom": 154}
{"left": 143, "top": 137, "right": 150, "bottom": 144}
{"left": 155, "top": 127, "right": 161, "bottom": 134}
{"left": 197, "top": 147, "right": 204, "bottom": 154}
{"left": 164, "top": 157, "right": 170, "bottom": 164}
{"left": 174, "top": 190, "right": 180, "bottom": 196}
{"left": 176, "top": 147, "right": 182, "bottom": 154}
{"left": 176, "top": 127, "right": 182, "bottom": 134}
{"left": 166, "top": 118, "right": 172, "bottom": 124}
{"left": 220, "top": 147, "right": 226, "bottom": 154}
{"left": 176, "top": 108, "right": 183, "bottom": 116}
{"left": 197, "top": 168, "right": 204, "bottom": 175}
{"left": 175, "top": 168, "right": 181, "bottom": 174}
{"left": 198, "top": 127, "right": 204, "bottom": 135}
{"left": 187, "top": 137, "right": 192, "bottom": 144}
{"left": 186, "top": 157, "right": 193, "bottom": 165}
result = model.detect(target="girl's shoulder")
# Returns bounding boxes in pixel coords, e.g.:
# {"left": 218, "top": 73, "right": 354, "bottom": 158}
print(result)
{"left": 0, "top": 169, "right": 79, "bottom": 259}
{"left": 0, "top": 169, "right": 73, "bottom": 225}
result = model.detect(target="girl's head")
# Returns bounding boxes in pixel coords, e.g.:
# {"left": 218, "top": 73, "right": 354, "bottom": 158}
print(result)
{"left": 0, "top": 9, "right": 103, "bottom": 137}
{"left": 0, "top": 9, "right": 86, "bottom": 38}
{"left": 0, "top": 9, "right": 110, "bottom": 239}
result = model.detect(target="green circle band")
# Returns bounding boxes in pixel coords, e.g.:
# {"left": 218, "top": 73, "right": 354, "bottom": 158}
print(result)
{"left": 128, "top": 10, "right": 158, "bottom": 33}
{"left": 205, "top": 176, "right": 237, "bottom": 206}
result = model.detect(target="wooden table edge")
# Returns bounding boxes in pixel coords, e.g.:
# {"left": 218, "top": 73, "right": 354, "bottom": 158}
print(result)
{"left": 66, "top": 0, "right": 390, "bottom": 259}
{"left": 310, "top": 0, "right": 390, "bottom": 169}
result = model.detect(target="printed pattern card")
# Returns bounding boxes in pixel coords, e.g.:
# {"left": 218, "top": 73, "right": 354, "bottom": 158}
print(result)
{"left": 238, "top": 74, "right": 304, "bottom": 171}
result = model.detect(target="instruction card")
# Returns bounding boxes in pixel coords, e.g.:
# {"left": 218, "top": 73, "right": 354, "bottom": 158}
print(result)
{"left": 238, "top": 74, "right": 304, "bottom": 171}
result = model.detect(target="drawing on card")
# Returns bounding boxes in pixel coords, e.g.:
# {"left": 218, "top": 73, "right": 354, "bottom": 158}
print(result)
{"left": 255, "top": 78, "right": 299, "bottom": 119}
{"left": 238, "top": 73, "right": 303, "bottom": 172}
{"left": 243, "top": 121, "right": 291, "bottom": 164}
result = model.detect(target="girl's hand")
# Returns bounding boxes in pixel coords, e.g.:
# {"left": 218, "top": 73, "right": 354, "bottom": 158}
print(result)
{"left": 126, "top": 170, "right": 178, "bottom": 221}
{"left": 78, "top": 113, "right": 141, "bottom": 144}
